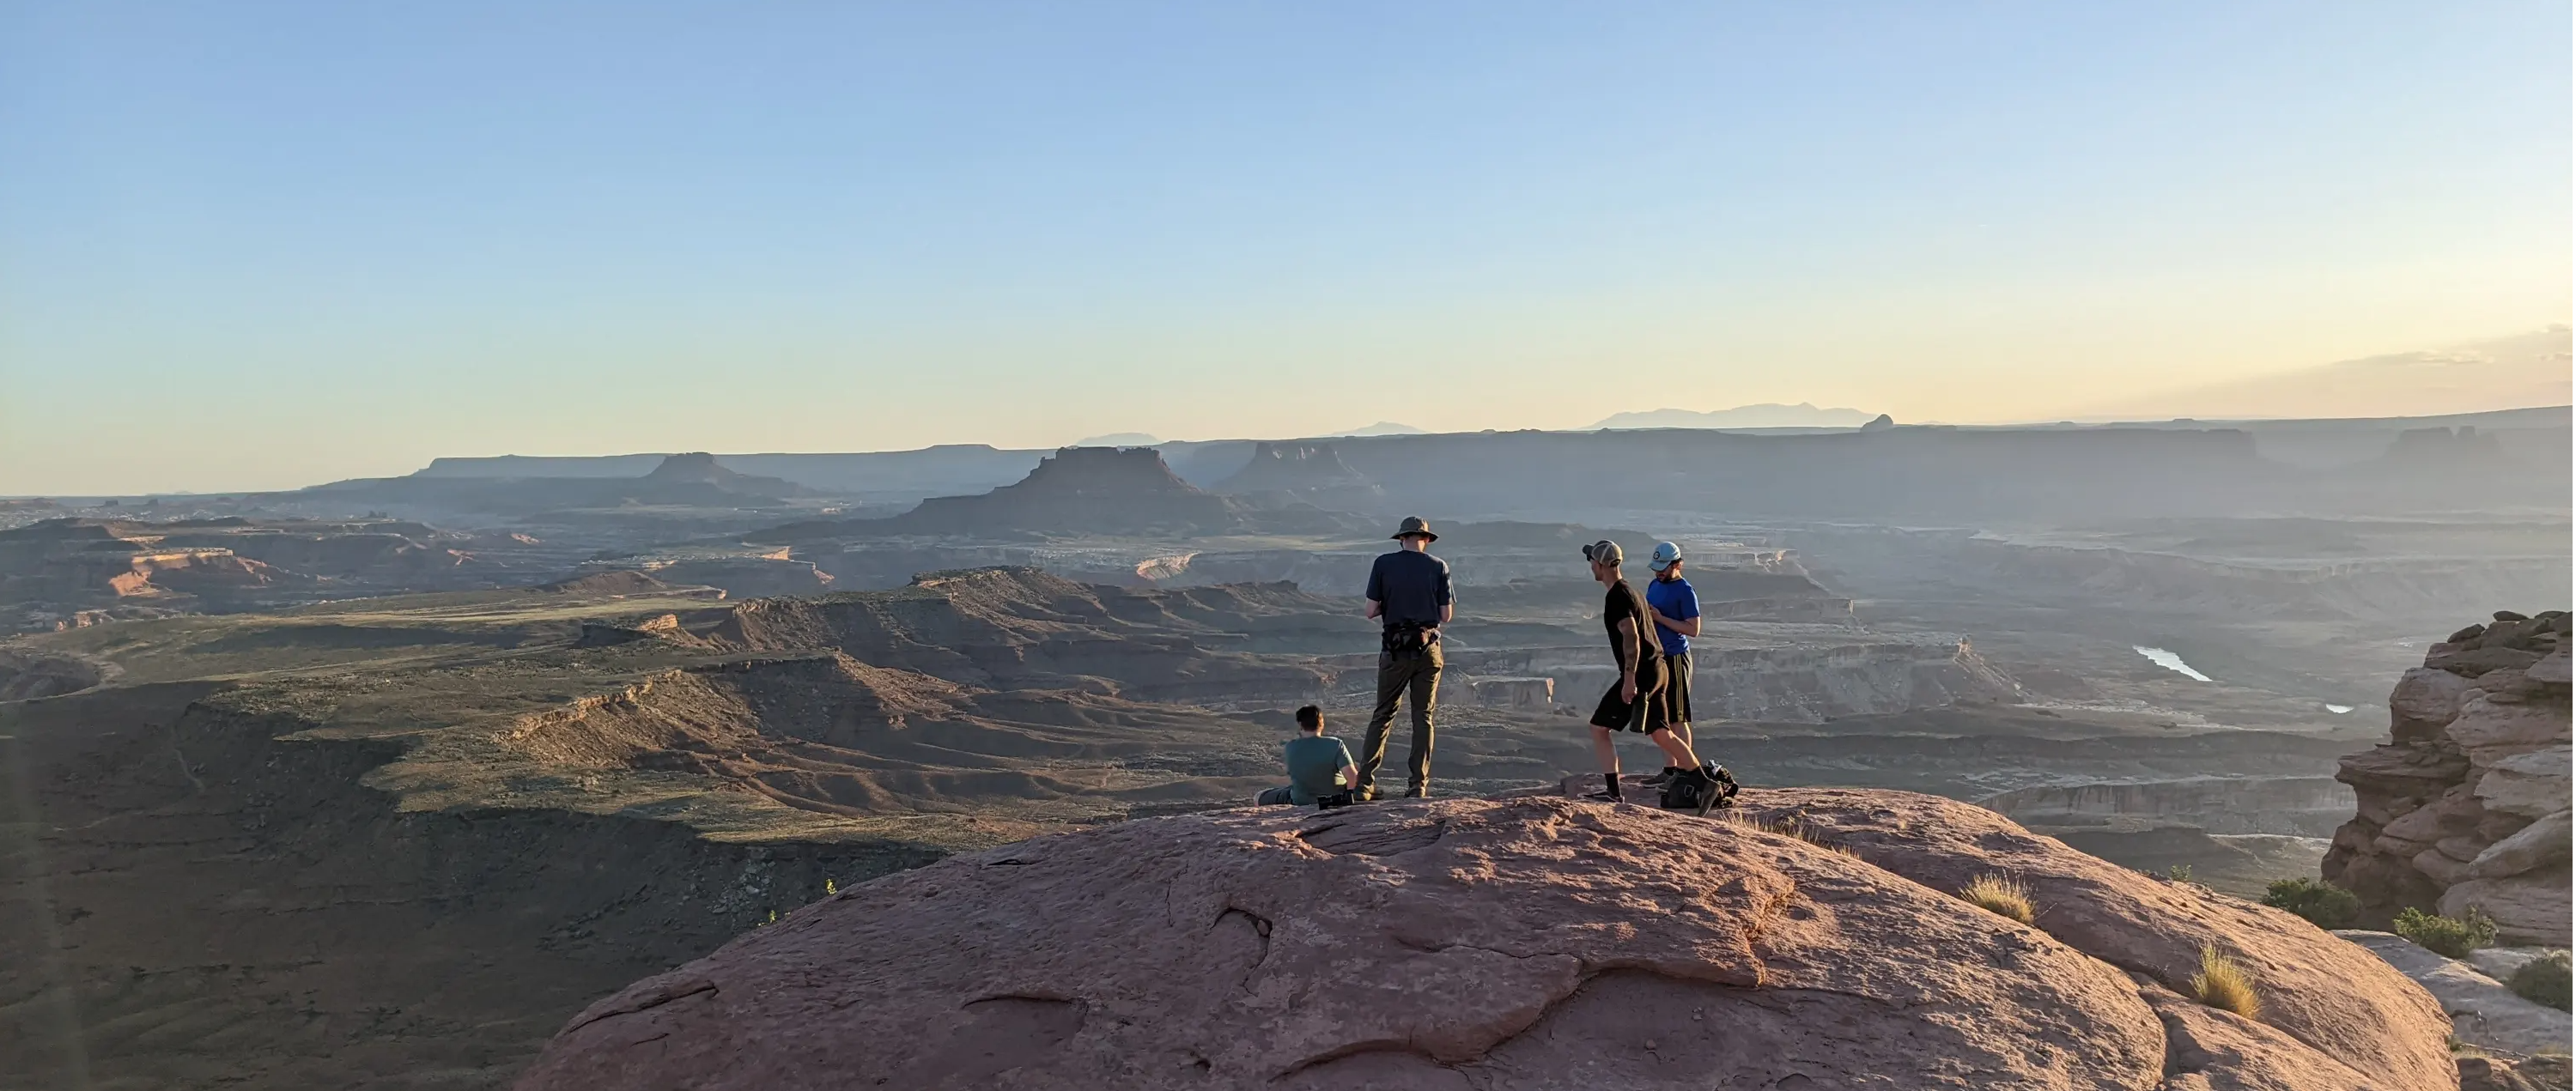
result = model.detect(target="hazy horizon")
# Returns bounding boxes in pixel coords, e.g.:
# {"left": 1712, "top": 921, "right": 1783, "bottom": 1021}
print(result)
{"left": 5, "top": 3, "right": 2568, "bottom": 494}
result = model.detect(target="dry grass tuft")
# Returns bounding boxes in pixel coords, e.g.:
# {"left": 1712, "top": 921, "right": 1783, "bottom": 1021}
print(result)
{"left": 1958, "top": 874, "right": 2035, "bottom": 924}
{"left": 1724, "top": 810, "right": 1863, "bottom": 858}
{"left": 2189, "top": 945, "right": 2261, "bottom": 1019}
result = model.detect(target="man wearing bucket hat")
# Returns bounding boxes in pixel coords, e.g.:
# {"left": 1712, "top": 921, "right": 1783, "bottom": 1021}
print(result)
{"left": 1357, "top": 516, "right": 1453, "bottom": 799}
{"left": 1581, "top": 539, "right": 1735, "bottom": 814}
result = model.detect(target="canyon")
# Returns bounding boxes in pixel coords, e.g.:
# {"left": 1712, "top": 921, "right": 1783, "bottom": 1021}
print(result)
{"left": 2, "top": 407, "right": 2566, "bottom": 1088}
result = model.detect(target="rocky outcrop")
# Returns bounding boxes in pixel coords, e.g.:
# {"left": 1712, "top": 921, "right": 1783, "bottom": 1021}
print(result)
{"left": 2324, "top": 611, "right": 2572, "bottom": 944}
{"left": 0, "top": 647, "right": 106, "bottom": 700}
{"left": 2336, "top": 930, "right": 2571, "bottom": 1058}
{"left": 518, "top": 790, "right": 2455, "bottom": 1090}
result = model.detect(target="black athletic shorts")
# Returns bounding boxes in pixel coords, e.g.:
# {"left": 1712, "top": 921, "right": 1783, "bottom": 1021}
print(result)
{"left": 1663, "top": 652, "right": 1692, "bottom": 726}
{"left": 1589, "top": 659, "right": 1668, "bottom": 733}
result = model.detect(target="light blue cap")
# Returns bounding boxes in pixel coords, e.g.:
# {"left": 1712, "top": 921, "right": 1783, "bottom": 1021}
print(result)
{"left": 1649, "top": 541, "right": 1683, "bottom": 570}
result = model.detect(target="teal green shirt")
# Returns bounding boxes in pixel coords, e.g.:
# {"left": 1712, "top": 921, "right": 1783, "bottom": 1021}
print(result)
{"left": 1285, "top": 735, "right": 1354, "bottom": 804}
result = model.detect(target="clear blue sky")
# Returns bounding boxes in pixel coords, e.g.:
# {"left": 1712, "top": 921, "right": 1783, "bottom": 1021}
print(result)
{"left": 3, "top": 2, "right": 2567, "bottom": 493}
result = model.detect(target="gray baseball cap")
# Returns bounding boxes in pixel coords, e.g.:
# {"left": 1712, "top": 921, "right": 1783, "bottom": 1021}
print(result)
{"left": 1649, "top": 541, "right": 1683, "bottom": 571}
{"left": 1581, "top": 540, "right": 1623, "bottom": 566}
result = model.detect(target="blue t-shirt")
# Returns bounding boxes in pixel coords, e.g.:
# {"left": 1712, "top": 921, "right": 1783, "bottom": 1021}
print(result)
{"left": 1364, "top": 549, "right": 1453, "bottom": 627}
{"left": 1644, "top": 575, "right": 1699, "bottom": 657}
{"left": 1285, "top": 735, "right": 1355, "bottom": 804}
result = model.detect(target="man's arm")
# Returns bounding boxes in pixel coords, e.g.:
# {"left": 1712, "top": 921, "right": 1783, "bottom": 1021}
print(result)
{"left": 1364, "top": 559, "right": 1385, "bottom": 620}
{"left": 1616, "top": 616, "right": 1643, "bottom": 701}
{"left": 1440, "top": 603, "right": 1454, "bottom": 625}
{"left": 1367, "top": 598, "right": 1383, "bottom": 620}
{"left": 1437, "top": 562, "right": 1455, "bottom": 626}
{"left": 1649, "top": 609, "right": 1700, "bottom": 637}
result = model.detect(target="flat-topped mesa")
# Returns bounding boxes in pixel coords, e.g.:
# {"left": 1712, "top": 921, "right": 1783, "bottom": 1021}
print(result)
{"left": 2323, "top": 609, "right": 2572, "bottom": 944}
{"left": 886, "top": 446, "right": 1245, "bottom": 536}
{"left": 1215, "top": 440, "right": 1386, "bottom": 512}
{"left": 1218, "top": 441, "right": 1372, "bottom": 490}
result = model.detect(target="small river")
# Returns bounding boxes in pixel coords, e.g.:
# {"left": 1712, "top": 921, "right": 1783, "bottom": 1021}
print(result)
{"left": 2133, "top": 646, "right": 2213, "bottom": 682}
{"left": 2136, "top": 646, "right": 2357, "bottom": 714}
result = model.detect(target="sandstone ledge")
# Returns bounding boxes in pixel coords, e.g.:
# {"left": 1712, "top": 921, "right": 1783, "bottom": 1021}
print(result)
{"left": 519, "top": 789, "right": 2453, "bottom": 1090}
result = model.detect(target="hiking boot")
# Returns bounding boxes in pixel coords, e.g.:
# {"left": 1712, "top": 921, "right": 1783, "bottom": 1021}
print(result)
{"left": 1352, "top": 786, "right": 1380, "bottom": 803}
{"left": 1642, "top": 767, "right": 1680, "bottom": 788}
{"left": 1402, "top": 785, "right": 1430, "bottom": 799}
{"left": 1582, "top": 788, "right": 1625, "bottom": 803}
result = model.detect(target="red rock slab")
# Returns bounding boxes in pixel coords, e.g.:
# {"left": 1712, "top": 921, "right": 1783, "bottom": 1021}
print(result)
{"left": 518, "top": 796, "right": 2169, "bottom": 1090}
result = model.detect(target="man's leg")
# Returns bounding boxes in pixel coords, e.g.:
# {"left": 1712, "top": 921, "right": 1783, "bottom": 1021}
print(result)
{"left": 1588, "top": 724, "right": 1620, "bottom": 799}
{"left": 1255, "top": 785, "right": 1297, "bottom": 805}
{"left": 1354, "top": 652, "right": 1406, "bottom": 798}
{"left": 1649, "top": 728, "right": 1701, "bottom": 771}
{"left": 1402, "top": 646, "right": 1441, "bottom": 795}
{"left": 1583, "top": 682, "right": 1629, "bottom": 800}
{"left": 1667, "top": 652, "right": 1694, "bottom": 749}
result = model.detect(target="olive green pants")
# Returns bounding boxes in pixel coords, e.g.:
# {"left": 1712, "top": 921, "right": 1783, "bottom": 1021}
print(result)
{"left": 1356, "top": 643, "right": 1442, "bottom": 796}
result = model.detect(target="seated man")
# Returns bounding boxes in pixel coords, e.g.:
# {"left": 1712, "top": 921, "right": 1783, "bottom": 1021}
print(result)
{"left": 1256, "top": 705, "right": 1358, "bottom": 806}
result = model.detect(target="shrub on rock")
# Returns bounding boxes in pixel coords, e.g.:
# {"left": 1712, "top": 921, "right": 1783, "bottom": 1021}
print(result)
{"left": 2395, "top": 906, "right": 2500, "bottom": 958}
{"left": 2507, "top": 949, "right": 2571, "bottom": 1011}
{"left": 2263, "top": 877, "right": 2360, "bottom": 930}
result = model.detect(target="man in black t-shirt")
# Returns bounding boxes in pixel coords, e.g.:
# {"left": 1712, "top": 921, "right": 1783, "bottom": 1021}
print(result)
{"left": 1580, "top": 540, "right": 1731, "bottom": 814}
{"left": 1357, "top": 516, "right": 1453, "bottom": 800}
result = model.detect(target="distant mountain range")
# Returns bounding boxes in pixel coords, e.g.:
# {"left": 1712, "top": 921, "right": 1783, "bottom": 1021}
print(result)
{"left": 2078, "top": 326, "right": 2573, "bottom": 421}
{"left": 1592, "top": 403, "right": 1875, "bottom": 430}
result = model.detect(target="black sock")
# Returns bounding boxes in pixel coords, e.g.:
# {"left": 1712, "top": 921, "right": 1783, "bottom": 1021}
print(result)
{"left": 1604, "top": 773, "right": 1621, "bottom": 797}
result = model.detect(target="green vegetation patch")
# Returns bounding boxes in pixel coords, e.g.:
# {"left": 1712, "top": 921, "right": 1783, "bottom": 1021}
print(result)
{"left": 2394, "top": 907, "right": 2500, "bottom": 959}
{"left": 2260, "top": 876, "right": 2360, "bottom": 930}
{"left": 2510, "top": 950, "right": 2572, "bottom": 1012}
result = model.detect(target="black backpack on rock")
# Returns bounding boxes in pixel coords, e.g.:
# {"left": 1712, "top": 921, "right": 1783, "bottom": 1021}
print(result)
{"left": 1662, "top": 766, "right": 1740, "bottom": 812}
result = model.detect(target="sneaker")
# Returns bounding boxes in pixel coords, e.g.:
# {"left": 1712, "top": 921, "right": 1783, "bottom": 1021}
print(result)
{"left": 1642, "top": 767, "right": 1680, "bottom": 788}
{"left": 1352, "top": 787, "right": 1380, "bottom": 803}
{"left": 1582, "top": 788, "right": 1625, "bottom": 803}
{"left": 1402, "top": 785, "right": 1430, "bottom": 799}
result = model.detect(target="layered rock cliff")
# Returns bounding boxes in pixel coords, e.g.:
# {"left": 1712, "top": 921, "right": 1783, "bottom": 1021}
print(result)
{"left": 2323, "top": 611, "right": 2572, "bottom": 944}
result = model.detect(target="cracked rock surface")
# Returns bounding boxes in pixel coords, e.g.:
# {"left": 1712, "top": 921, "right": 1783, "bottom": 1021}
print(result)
{"left": 516, "top": 791, "right": 2455, "bottom": 1090}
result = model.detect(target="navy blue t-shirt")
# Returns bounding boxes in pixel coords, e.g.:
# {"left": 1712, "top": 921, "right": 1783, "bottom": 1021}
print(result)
{"left": 1644, "top": 575, "right": 1700, "bottom": 657}
{"left": 1365, "top": 549, "right": 1453, "bottom": 627}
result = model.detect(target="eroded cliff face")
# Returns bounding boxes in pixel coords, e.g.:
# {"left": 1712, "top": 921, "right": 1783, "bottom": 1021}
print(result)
{"left": 1440, "top": 633, "right": 2018, "bottom": 723}
{"left": 2323, "top": 611, "right": 2572, "bottom": 943}
{"left": 1981, "top": 775, "right": 2353, "bottom": 837}
{"left": 1, "top": 685, "right": 936, "bottom": 1090}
